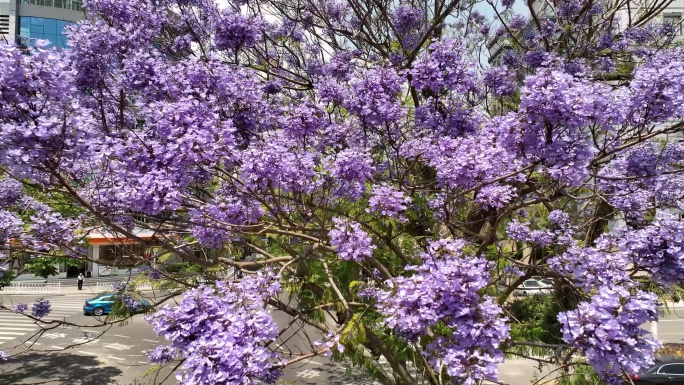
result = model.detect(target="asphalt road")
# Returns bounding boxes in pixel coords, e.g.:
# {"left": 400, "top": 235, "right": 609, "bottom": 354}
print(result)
{"left": 3, "top": 292, "right": 684, "bottom": 385}
{"left": 0, "top": 292, "right": 378, "bottom": 385}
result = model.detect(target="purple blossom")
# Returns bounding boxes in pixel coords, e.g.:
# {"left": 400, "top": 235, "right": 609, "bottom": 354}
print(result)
{"left": 475, "top": 184, "right": 516, "bottom": 210}
{"left": 620, "top": 218, "right": 684, "bottom": 286}
{"left": 374, "top": 238, "right": 508, "bottom": 384}
{"left": 411, "top": 39, "right": 478, "bottom": 94}
{"left": 483, "top": 67, "right": 516, "bottom": 97}
{"left": 345, "top": 66, "right": 404, "bottom": 126}
{"left": 558, "top": 289, "right": 660, "bottom": 382}
{"left": 326, "top": 149, "right": 374, "bottom": 199}
{"left": 548, "top": 210, "right": 570, "bottom": 227}
{"left": 112, "top": 281, "right": 129, "bottom": 292}
{"left": 121, "top": 294, "right": 142, "bottom": 312}
{"left": 0, "top": 351, "right": 7, "bottom": 360}
{"left": 145, "top": 273, "right": 282, "bottom": 384}
{"left": 0, "top": 210, "right": 22, "bottom": 245}
{"left": 313, "top": 331, "right": 345, "bottom": 357}
{"left": 328, "top": 218, "right": 376, "bottom": 262}
{"left": 391, "top": 5, "right": 423, "bottom": 36}
{"left": 367, "top": 184, "right": 410, "bottom": 221}
{"left": 0, "top": 178, "right": 23, "bottom": 207}
{"left": 509, "top": 15, "right": 527, "bottom": 30}
{"left": 31, "top": 298, "right": 51, "bottom": 318}
{"left": 12, "top": 303, "right": 28, "bottom": 313}
{"left": 214, "top": 10, "right": 264, "bottom": 51}
{"left": 147, "top": 345, "right": 178, "bottom": 364}
{"left": 506, "top": 220, "right": 531, "bottom": 241}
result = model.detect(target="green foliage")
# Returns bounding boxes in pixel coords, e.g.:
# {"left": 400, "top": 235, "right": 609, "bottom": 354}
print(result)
{"left": 0, "top": 270, "right": 15, "bottom": 288}
{"left": 555, "top": 364, "right": 602, "bottom": 385}
{"left": 506, "top": 294, "right": 564, "bottom": 357}
{"left": 23, "top": 257, "right": 60, "bottom": 278}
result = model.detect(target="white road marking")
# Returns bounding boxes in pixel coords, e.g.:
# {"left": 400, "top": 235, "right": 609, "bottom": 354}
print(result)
{"left": 296, "top": 369, "right": 321, "bottom": 379}
{"left": 142, "top": 339, "right": 158, "bottom": 343}
{"left": 78, "top": 351, "right": 97, "bottom": 356}
{"left": 113, "top": 334, "right": 131, "bottom": 338}
{"left": 108, "top": 356, "right": 125, "bottom": 361}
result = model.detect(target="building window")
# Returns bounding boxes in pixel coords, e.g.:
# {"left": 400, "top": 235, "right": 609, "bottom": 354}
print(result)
{"left": 100, "top": 244, "right": 148, "bottom": 267}
{"left": 18, "top": 17, "right": 73, "bottom": 48}
{"left": 20, "top": 0, "right": 83, "bottom": 11}
{"left": 664, "top": 13, "right": 683, "bottom": 36}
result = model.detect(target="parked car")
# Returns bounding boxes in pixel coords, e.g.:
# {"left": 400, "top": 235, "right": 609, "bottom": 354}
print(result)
{"left": 629, "top": 362, "right": 684, "bottom": 384}
{"left": 513, "top": 279, "right": 552, "bottom": 296}
{"left": 83, "top": 293, "right": 150, "bottom": 316}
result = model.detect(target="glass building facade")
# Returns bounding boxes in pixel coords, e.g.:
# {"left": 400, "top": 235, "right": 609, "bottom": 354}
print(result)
{"left": 18, "top": 16, "right": 72, "bottom": 48}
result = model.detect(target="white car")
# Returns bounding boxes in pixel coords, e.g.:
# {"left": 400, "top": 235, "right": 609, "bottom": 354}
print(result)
{"left": 513, "top": 279, "right": 552, "bottom": 296}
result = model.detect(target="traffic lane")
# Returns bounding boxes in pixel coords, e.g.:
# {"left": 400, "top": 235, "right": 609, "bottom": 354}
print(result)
{"left": 0, "top": 350, "right": 125, "bottom": 385}
{"left": 270, "top": 302, "right": 385, "bottom": 384}
{"left": 0, "top": 311, "right": 175, "bottom": 385}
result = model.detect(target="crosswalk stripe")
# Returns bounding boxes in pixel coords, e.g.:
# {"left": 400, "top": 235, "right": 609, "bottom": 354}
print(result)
{"left": 0, "top": 317, "right": 37, "bottom": 322}
{"left": 0, "top": 294, "right": 107, "bottom": 346}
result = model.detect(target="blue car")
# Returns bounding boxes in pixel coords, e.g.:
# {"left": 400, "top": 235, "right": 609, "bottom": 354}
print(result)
{"left": 83, "top": 293, "right": 150, "bottom": 316}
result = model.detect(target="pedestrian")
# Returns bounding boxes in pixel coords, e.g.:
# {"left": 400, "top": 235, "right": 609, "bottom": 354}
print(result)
{"left": 77, "top": 273, "right": 84, "bottom": 290}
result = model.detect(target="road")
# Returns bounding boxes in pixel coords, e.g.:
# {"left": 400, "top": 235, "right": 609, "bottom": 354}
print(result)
{"left": 0, "top": 291, "right": 377, "bottom": 385}
{"left": 2, "top": 291, "right": 684, "bottom": 385}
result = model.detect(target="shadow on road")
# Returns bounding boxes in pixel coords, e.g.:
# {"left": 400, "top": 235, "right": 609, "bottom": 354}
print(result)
{"left": 0, "top": 352, "right": 123, "bottom": 385}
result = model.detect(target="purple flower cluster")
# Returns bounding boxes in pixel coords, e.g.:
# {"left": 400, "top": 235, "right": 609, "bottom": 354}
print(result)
{"left": 111, "top": 281, "right": 129, "bottom": 292}
{"left": 0, "top": 210, "right": 22, "bottom": 245}
{"left": 475, "top": 184, "right": 516, "bottom": 210}
{"left": 121, "top": 294, "right": 141, "bottom": 312}
{"left": 328, "top": 218, "right": 376, "bottom": 262}
{"left": 599, "top": 141, "right": 684, "bottom": 220}
{"left": 411, "top": 39, "right": 478, "bottom": 94}
{"left": 313, "top": 332, "right": 345, "bottom": 357}
{"left": 31, "top": 298, "right": 51, "bottom": 318}
{"left": 391, "top": 5, "right": 423, "bottom": 36}
{"left": 558, "top": 289, "right": 660, "bottom": 383}
{"left": 326, "top": 149, "right": 374, "bottom": 199}
{"left": 367, "top": 184, "right": 410, "bottom": 221}
{"left": 189, "top": 194, "right": 264, "bottom": 248}
{"left": 145, "top": 273, "right": 282, "bottom": 384}
{"left": 483, "top": 66, "right": 516, "bottom": 97}
{"left": 374, "top": 239, "right": 508, "bottom": 384}
{"left": 23, "top": 203, "right": 77, "bottom": 249}
{"left": 0, "top": 178, "right": 22, "bottom": 207}
{"left": 548, "top": 245, "right": 631, "bottom": 291}
{"left": 147, "top": 345, "right": 178, "bottom": 364}
{"left": 0, "top": 351, "right": 7, "bottom": 360}
{"left": 345, "top": 66, "right": 404, "bottom": 126}
{"left": 12, "top": 303, "right": 28, "bottom": 313}
{"left": 619, "top": 218, "right": 684, "bottom": 286}
{"left": 140, "top": 266, "right": 162, "bottom": 280}
{"left": 214, "top": 10, "right": 264, "bottom": 51}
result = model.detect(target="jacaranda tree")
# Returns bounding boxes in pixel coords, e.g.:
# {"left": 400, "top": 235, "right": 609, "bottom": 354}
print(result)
{"left": 1, "top": 0, "right": 683, "bottom": 383}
